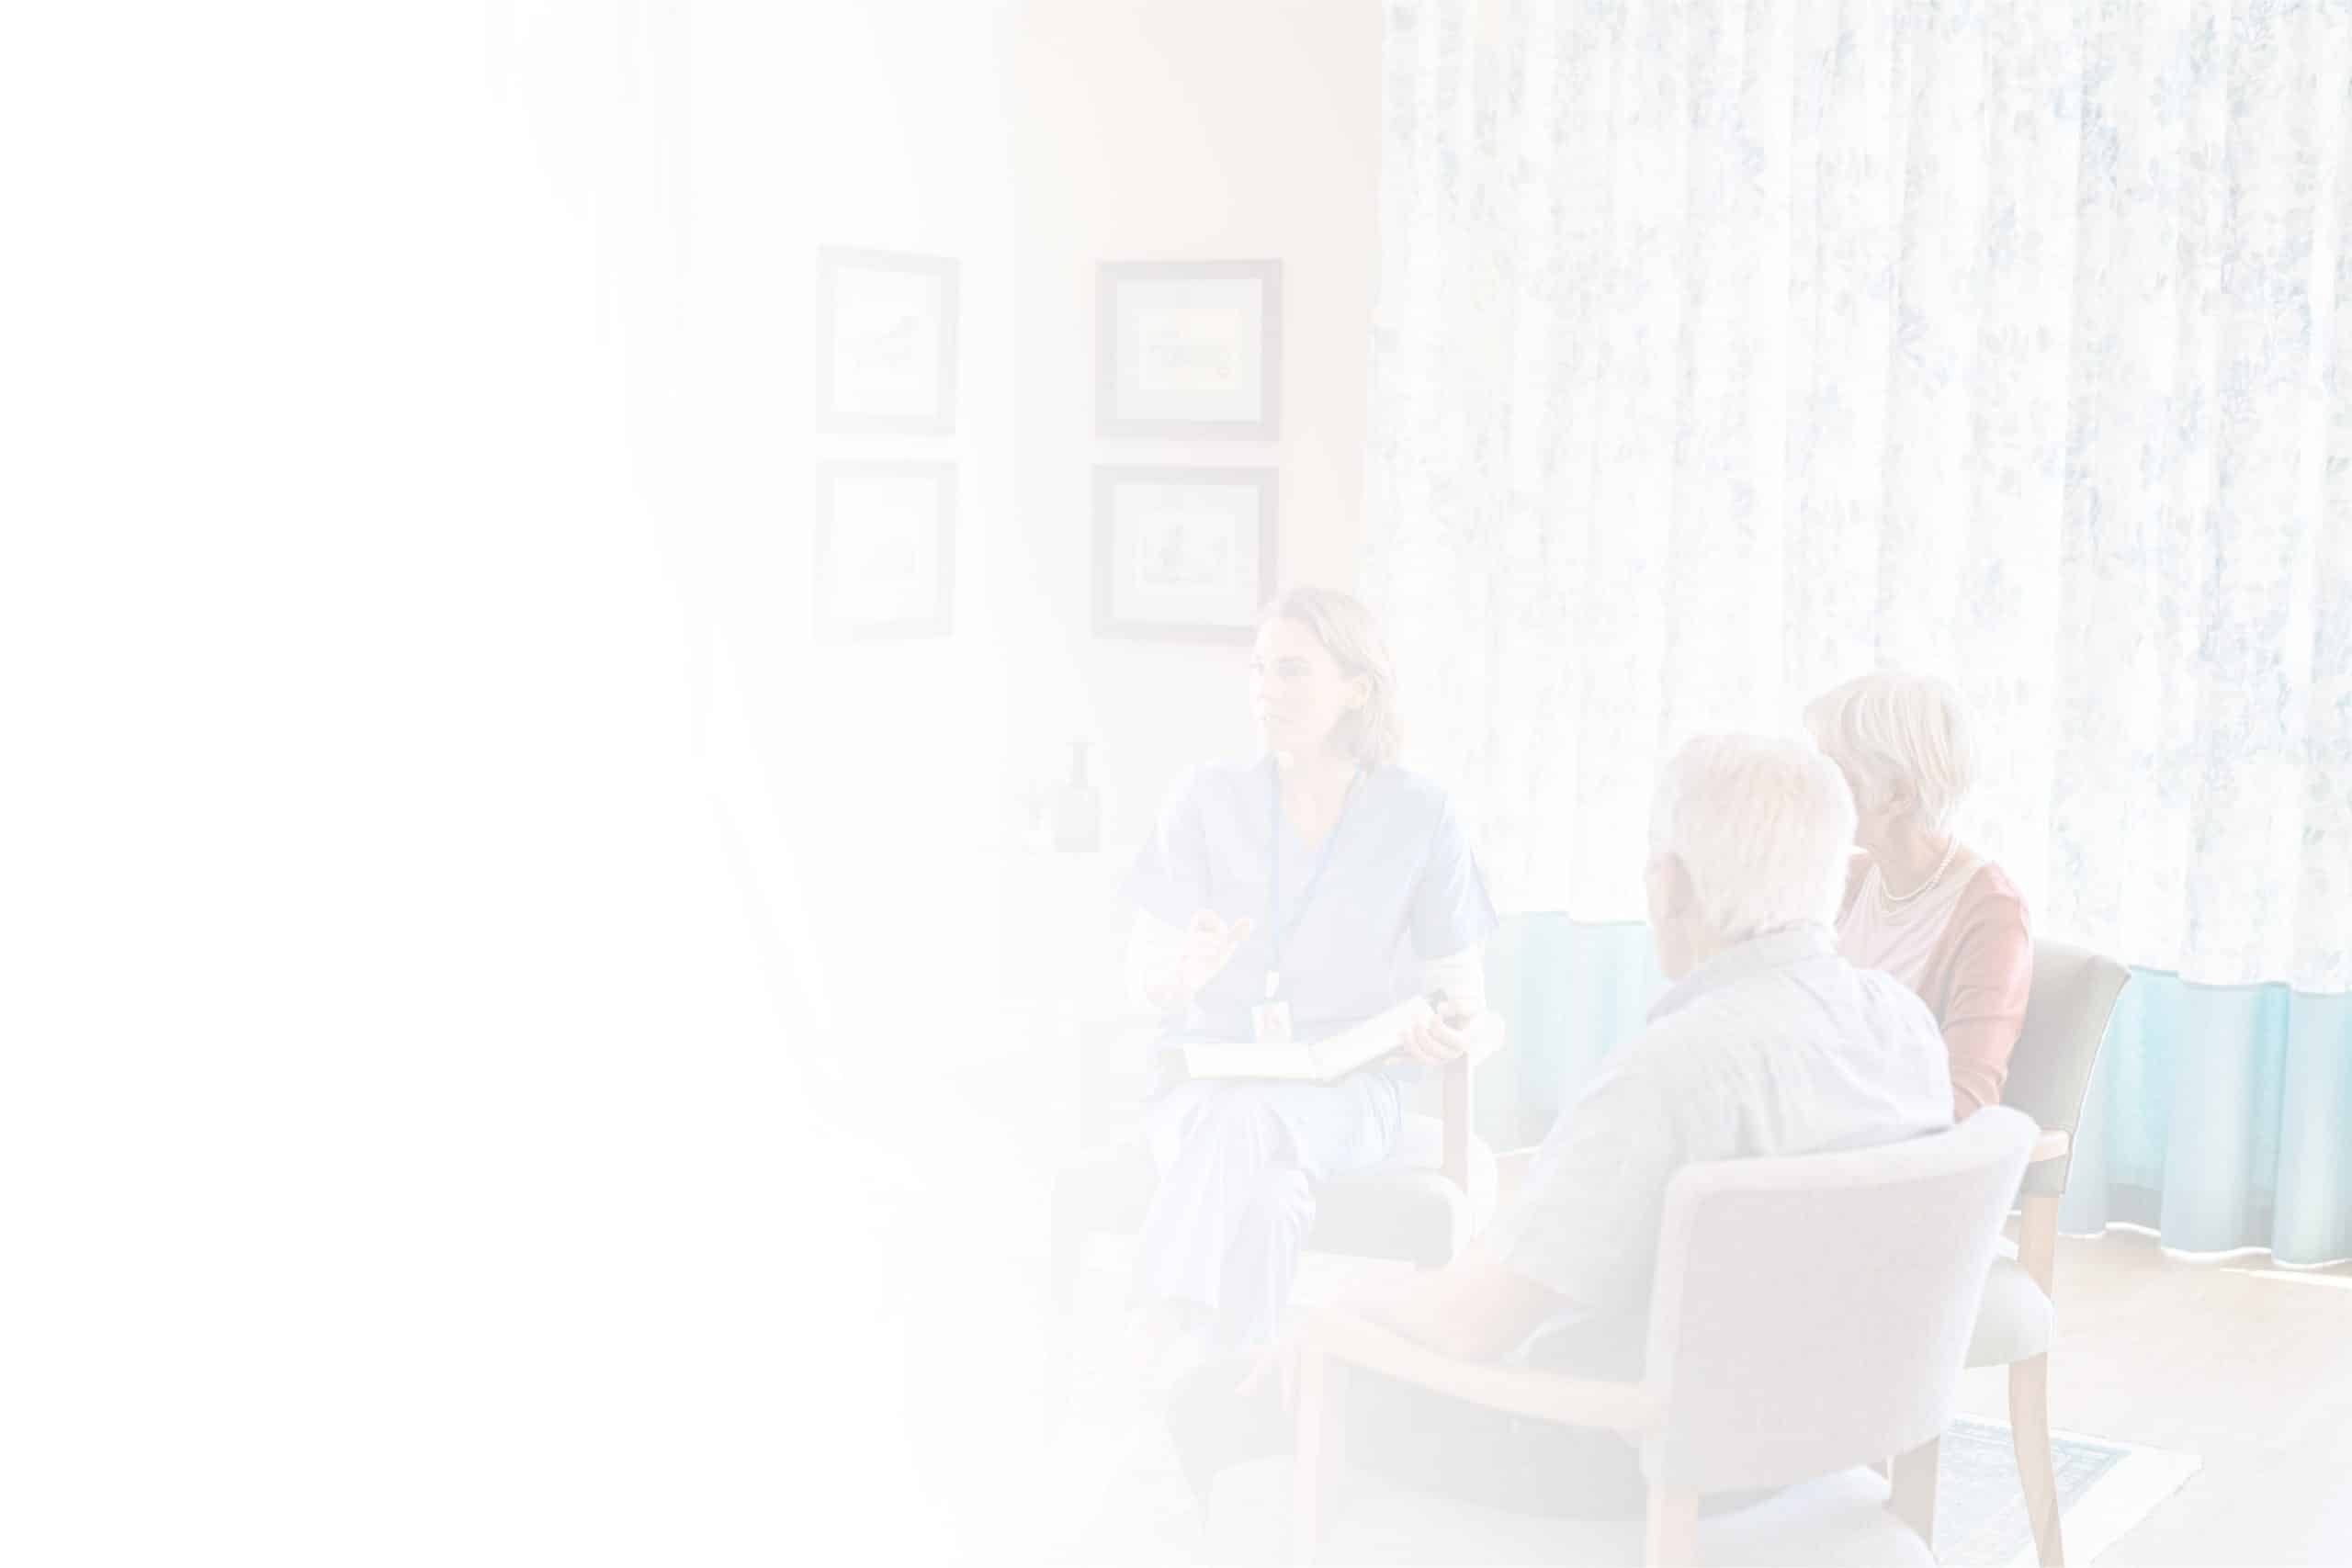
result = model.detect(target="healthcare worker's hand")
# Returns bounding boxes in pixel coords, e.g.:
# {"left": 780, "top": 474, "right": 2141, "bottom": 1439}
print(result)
{"left": 1396, "top": 995, "right": 1480, "bottom": 1066}
{"left": 1140, "top": 909, "right": 1255, "bottom": 1011}
{"left": 1165, "top": 908, "right": 1254, "bottom": 1005}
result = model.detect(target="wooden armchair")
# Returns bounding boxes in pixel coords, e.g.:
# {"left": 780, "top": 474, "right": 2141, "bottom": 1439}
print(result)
{"left": 1408, "top": 942, "right": 2127, "bottom": 1566}
{"left": 1272, "top": 1110, "right": 2041, "bottom": 1566}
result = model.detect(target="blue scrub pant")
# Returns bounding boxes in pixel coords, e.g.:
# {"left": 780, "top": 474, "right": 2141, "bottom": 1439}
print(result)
{"left": 1134, "top": 1070, "right": 1403, "bottom": 1350}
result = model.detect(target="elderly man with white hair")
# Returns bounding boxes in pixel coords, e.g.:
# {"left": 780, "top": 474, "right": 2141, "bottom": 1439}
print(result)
{"left": 1167, "top": 734, "right": 1955, "bottom": 1520}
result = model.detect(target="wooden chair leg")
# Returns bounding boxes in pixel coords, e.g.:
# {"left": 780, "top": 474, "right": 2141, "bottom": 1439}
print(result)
{"left": 1294, "top": 1348, "right": 1345, "bottom": 1562}
{"left": 2018, "top": 1192, "right": 2060, "bottom": 1296}
{"left": 1644, "top": 1484, "right": 1698, "bottom": 1568}
{"left": 1440, "top": 1051, "right": 1473, "bottom": 1197}
{"left": 2011, "top": 1352, "right": 2064, "bottom": 1566}
{"left": 1889, "top": 1435, "right": 1940, "bottom": 1549}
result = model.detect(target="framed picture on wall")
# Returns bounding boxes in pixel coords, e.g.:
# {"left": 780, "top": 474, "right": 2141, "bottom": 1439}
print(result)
{"left": 817, "top": 247, "right": 959, "bottom": 434}
{"left": 814, "top": 459, "right": 956, "bottom": 638}
{"left": 1093, "top": 465, "right": 1276, "bottom": 642}
{"left": 1096, "top": 260, "right": 1282, "bottom": 439}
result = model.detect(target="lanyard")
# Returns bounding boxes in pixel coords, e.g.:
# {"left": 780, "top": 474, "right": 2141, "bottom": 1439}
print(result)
{"left": 1266, "top": 762, "right": 1362, "bottom": 1001}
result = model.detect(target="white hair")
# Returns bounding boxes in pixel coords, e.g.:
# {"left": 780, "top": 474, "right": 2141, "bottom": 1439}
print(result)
{"left": 1648, "top": 735, "right": 1858, "bottom": 942}
{"left": 1803, "top": 671, "right": 1978, "bottom": 834}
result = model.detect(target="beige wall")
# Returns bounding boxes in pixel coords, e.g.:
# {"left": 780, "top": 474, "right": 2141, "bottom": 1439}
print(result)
{"left": 760, "top": 0, "right": 1383, "bottom": 845}
{"left": 997, "top": 0, "right": 1384, "bottom": 844}
{"left": 740, "top": 2, "right": 1383, "bottom": 1032}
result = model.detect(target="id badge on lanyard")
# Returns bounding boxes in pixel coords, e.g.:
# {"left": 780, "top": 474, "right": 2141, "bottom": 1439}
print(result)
{"left": 1250, "top": 976, "right": 1295, "bottom": 1044}
{"left": 1256, "top": 764, "right": 1360, "bottom": 1043}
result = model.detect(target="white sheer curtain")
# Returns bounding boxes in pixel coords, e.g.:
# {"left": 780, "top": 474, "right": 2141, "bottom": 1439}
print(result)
{"left": 1366, "top": 0, "right": 2352, "bottom": 992}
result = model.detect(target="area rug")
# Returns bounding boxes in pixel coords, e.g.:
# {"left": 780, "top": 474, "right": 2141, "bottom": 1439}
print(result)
{"left": 1934, "top": 1414, "right": 2200, "bottom": 1567}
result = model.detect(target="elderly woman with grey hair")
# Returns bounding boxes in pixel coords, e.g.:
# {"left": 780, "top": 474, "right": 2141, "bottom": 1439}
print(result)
{"left": 1804, "top": 672, "right": 2034, "bottom": 1120}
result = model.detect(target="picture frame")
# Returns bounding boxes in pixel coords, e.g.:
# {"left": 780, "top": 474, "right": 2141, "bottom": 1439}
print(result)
{"left": 1096, "top": 260, "right": 1282, "bottom": 439}
{"left": 1093, "top": 465, "right": 1277, "bottom": 642}
{"left": 816, "top": 246, "right": 959, "bottom": 435}
{"left": 814, "top": 460, "right": 956, "bottom": 639}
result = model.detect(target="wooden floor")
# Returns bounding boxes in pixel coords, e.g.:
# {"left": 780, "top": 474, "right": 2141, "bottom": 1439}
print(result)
{"left": 1953, "top": 1227, "right": 2352, "bottom": 1566}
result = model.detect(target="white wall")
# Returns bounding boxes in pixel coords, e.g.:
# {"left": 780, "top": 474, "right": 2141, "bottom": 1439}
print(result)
{"left": 1, "top": 5, "right": 1381, "bottom": 1558}
{"left": 703, "top": 4, "right": 1024, "bottom": 1054}
{"left": 7, "top": 5, "right": 832, "bottom": 1558}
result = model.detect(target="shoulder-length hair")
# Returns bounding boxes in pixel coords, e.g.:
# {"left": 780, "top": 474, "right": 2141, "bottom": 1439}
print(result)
{"left": 1803, "top": 671, "right": 1979, "bottom": 833}
{"left": 1261, "top": 585, "right": 1404, "bottom": 769}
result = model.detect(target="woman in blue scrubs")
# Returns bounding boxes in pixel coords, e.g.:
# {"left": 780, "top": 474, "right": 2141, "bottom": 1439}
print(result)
{"left": 1123, "top": 585, "right": 1500, "bottom": 1360}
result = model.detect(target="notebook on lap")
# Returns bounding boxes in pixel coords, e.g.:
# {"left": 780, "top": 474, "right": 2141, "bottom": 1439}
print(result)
{"left": 1181, "top": 997, "right": 1501, "bottom": 1083}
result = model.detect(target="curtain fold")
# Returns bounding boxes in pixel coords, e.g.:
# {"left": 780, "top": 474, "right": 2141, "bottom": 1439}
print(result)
{"left": 1372, "top": 0, "right": 2352, "bottom": 997}
{"left": 2064, "top": 976, "right": 2352, "bottom": 1264}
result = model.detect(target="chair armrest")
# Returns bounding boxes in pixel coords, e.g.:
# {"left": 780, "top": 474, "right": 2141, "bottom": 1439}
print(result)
{"left": 1438, "top": 1012, "right": 1506, "bottom": 1195}
{"left": 1299, "top": 1306, "right": 1665, "bottom": 1434}
{"left": 2029, "top": 1128, "right": 2070, "bottom": 1165}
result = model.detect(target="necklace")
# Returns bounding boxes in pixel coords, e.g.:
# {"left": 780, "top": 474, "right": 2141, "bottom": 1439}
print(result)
{"left": 1877, "top": 837, "right": 1962, "bottom": 908}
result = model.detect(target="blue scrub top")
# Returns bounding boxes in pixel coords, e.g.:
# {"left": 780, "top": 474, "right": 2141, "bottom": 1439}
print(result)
{"left": 1123, "top": 759, "right": 1500, "bottom": 1053}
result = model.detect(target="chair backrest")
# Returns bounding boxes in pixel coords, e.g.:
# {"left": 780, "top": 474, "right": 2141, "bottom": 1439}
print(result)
{"left": 1639, "top": 1108, "right": 2037, "bottom": 1495}
{"left": 2002, "top": 939, "right": 2132, "bottom": 1196}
